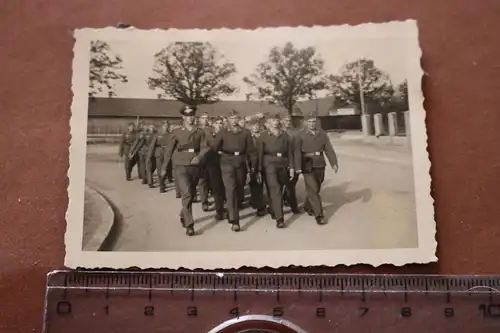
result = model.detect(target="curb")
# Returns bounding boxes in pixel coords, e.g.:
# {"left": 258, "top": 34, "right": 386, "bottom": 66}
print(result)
{"left": 83, "top": 185, "right": 116, "bottom": 251}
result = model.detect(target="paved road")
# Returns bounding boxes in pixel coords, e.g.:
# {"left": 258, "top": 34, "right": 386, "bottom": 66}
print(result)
{"left": 85, "top": 142, "right": 418, "bottom": 252}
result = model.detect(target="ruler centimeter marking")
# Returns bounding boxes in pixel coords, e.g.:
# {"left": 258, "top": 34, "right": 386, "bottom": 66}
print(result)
{"left": 44, "top": 271, "right": 500, "bottom": 333}
{"left": 46, "top": 271, "right": 500, "bottom": 293}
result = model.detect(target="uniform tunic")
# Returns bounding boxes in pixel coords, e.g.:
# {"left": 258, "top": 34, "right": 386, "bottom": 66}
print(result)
{"left": 161, "top": 127, "right": 209, "bottom": 227}
{"left": 212, "top": 127, "right": 256, "bottom": 223}
{"left": 119, "top": 131, "right": 137, "bottom": 180}
{"left": 147, "top": 131, "right": 171, "bottom": 191}
{"left": 294, "top": 128, "right": 338, "bottom": 218}
{"left": 258, "top": 130, "right": 298, "bottom": 221}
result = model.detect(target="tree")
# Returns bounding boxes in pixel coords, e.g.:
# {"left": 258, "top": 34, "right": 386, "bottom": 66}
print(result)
{"left": 147, "top": 42, "right": 237, "bottom": 105}
{"left": 243, "top": 42, "right": 327, "bottom": 114}
{"left": 328, "top": 59, "right": 394, "bottom": 114}
{"left": 89, "top": 40, "right": 128, "bottom": 97}
{"left": 394, "top": 80, "right": 409, "bottom": 111}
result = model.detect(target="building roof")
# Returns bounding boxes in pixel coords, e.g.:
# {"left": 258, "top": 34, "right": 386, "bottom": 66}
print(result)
{"left": 296, "top": 96, "right": 336, "bottom": 116}
{"left": 87, "top": 95, "right": 345, "bottom": 118}
{"left": 88, "top": 97, "right": 289, "bottom": 118}
{"left": 88, "top": 98, "right": 185, "bottom": 118}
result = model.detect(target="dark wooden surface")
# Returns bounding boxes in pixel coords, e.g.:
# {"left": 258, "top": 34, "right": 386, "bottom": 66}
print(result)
{"left": 1, "top": 1, "right": 499, "bottom": 331}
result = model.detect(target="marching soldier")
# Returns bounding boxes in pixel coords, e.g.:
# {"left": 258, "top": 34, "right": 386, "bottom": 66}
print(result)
{"left": 197, "top": 112, "right": 211, "bottom": 211}
{"left": 160, "top": 105, "right": 209, "bottom": 236}
{"left": 258, "top": 113, "right": 299, "bottom": 228}
{"left": 119, "top": 123, "right": 138, "bottom": 181}
{"left": 147, "top": 121, "right": 171, "bottom": 193}
{"left": 248, "top": 117, "right": 267, "bottom": 216}
{"left": 203, "top": 116, "right": 227, "bottom": 220}
{"left": 238, "top": 117, "right": 252, "bottom": 206}
{"left": 281, "top": 114, "right": 301, "bottom": 213}
{"left": 128, "top": 123, "right": 152, "bottom": 183}
{"left": 212, "top": 110, "right": 256, "bottom": 232}
{"left": 168, "top": 123, "right": 181, "bottom": 198}
{"left": 141, "top": 124, "right": 157, "bottom": 186}
{"left": 294, "top": 112, "right": 339, "bottom": 225}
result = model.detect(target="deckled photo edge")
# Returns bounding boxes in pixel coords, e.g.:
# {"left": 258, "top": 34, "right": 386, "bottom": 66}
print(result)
{"left": 65, "top": 21, "right": 436, "bottom": 269}
{"left": 405, "top": 24, "right": 437, "bottom": 263}
{"left": 65, "top": 29, "right": 91, "bottom": 267}
{"left": 71, "top": 19, "right": 418, "bottom": 42}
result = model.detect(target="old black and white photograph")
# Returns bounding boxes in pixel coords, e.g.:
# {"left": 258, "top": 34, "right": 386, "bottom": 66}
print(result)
{"left": 65, "top": 21, "right": 436, "bottom": 268}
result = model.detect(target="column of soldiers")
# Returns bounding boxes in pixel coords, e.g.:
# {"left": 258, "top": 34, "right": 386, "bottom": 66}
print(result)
{"left": 118, "top": 105, "right": 339, "bottom": 236}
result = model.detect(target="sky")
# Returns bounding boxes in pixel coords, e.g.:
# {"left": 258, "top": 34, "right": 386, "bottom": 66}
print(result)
{"left": 90, "top": 26, "right": 414, "bottom": 101}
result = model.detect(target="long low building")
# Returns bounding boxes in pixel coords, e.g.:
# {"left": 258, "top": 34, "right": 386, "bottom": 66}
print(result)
{"left": 87, "top": 96, "right": 363, "bottom": 134}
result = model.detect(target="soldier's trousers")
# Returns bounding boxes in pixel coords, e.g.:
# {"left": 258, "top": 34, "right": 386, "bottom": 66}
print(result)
{"left": 221, "top": 164, "right": 246, "bottom": 222}
{"left": 146, "top": 157, "right": 158, "bottom": 186}
{"left": 303, "top": 168, "right": 326, "bottom": 218}
{"left": 147, "top": 156, "right": 166, "bottom": 190}
{"left": 264, "top": 167, "right": 289, "bottom": 220}
{"left": 166, "top": 160, "right": 174, "bottom": 182}
{"left": 175, "top": 165, "right": 202, "bottom": 227}
{"left": 284, "top": 176, "right": 299, "bottom": 210}
{"left": 166, "top": 161, "right": 178, "bottom": 194}
{"left": 123, "top": 155, "right": 137, "bottom": 180}
{"left": 206, "top": 164, "right": 225, "bottom": 213}
{"left": 137, "top": 154, "right": 147, "bottom": 181}
{"left": 198, "top": 167, "right": 210, "bottom": 204}
{"left": 249, "top": 171, "right": 265, "bottom": 210}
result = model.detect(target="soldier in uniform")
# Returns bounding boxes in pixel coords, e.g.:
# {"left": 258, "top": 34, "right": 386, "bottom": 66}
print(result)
{"left": 248, "top": 117, "right": 267, "bottom": 216}
{"left": 147, "top": 121, "right": 171, "bottom": 193}
{"left": 167, "top": 123, "right": 181, "bottom": 198}
{"left": 281, "top": 114, "right": 301, "bottom": 213}
{"left": 202, "top": 116, "right": 227, "bottom": 220}
{"left": 128, "top": 123, "right": 151, "bottom": 183}
{"left": 119, "top": 123, "right": 138, "bottom": 181}
{"left": 139, "top": 124, "right": 157, "bottom": 186}
{"left": 258, "top": 113, "right": 299, "bottom": 228}
{"left": 160, "top": 105, "right": 209, "bottom": 236}
{"left": 294, "top": 112, "right": 339, "bottom": 225}
{"left": 197, "top": 112, "right": 211, "bottom": 211}
{"left": 212, "top": 110, "right": 256, "bottom": 231}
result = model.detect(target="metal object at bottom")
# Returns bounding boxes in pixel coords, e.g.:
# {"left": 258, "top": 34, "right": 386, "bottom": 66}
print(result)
{"left": 43, "top": 270, "right": 500, "bottom": 332}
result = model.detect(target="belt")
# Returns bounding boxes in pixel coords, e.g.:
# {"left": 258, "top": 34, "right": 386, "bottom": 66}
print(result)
{"left": 303, "top": 151, "right": 323, "bottom": 157}
{"left": 178, "top": 148, "right": 199, "bottom": 153}
{"left": 265, "top": 152, "right": 287, "bottom": 158}
{"left": 221, "top": 150, "right": 242, "bottom": 156}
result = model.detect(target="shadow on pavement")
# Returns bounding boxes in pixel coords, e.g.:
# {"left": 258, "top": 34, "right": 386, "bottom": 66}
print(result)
{"left": 321, "top": 181, "right": 373, "bottom": 223}
{"left": 240, "top": 214, "right": 261, "bottom": 231}
{"left": 284, "top": 209, "right": 303, "bottom": 228}
{"left": 195, "top": 217, "right": 223, "bottom": 235}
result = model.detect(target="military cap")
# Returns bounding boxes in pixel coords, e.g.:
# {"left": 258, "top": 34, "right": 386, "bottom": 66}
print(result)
{"left": 267, "top": 112, "right": 281, "bottom": 120}
{"left": 180, "top": 105, "right": 197, "bottom": 116}
{"left": 227, "top": 109, "right": 240, "bottom": 118}
{"left": 247, "top": 116, "right": 260, "bottom": 125}
{"left": 304, "top": 111, "right": 318, "bottom": 120}
{"left": 214, "top": 116, "right": 224, "bottom": 123}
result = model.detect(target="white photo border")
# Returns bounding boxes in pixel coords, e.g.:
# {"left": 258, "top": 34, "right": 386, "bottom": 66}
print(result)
{"left": 65, "top": 20, "right": 437, "bottom": 269}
